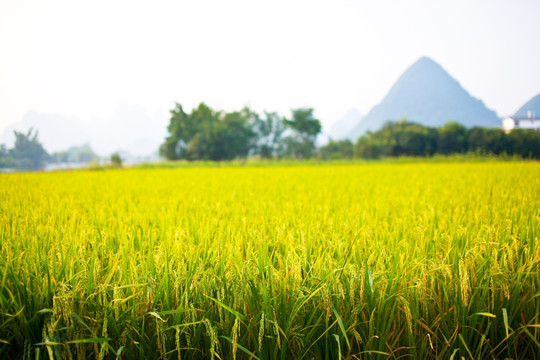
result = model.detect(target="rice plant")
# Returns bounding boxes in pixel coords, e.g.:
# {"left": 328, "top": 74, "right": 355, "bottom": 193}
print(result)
{"left": 0, "top": 162, "right": 538, "bottom": 359}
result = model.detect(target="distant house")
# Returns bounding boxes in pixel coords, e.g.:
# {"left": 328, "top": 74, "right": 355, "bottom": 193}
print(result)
{"left": 502, "top": 111, "right": 540, "bottom": 133}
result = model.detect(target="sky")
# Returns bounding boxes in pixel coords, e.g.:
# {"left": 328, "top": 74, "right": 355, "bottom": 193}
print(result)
{"left": 1, "top": 0, "right": 540, "bottom": 135}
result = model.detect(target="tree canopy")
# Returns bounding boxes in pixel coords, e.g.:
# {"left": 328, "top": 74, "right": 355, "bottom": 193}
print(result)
{"left": 353, "top": 119, "right": 540, "bottom": 159}
{"left": 160, "top": 103, "right": 322, "bottom": 161}
{"left": 0, "top": 128, "right": 48, "bottom": 170}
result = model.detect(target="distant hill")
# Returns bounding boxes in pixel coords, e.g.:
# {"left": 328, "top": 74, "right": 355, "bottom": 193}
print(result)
{"left": 0, "top": 111, "right": 90, "bottom": 152}
{"left": 348, "top": 57, "right": 500, "bottom": 140}
{"left": 514, "top": 94, "right": 540, "bottom": 118}
{"left": 0, "top": 104, "right": 168, "bottom": 157}
{"left": 85, "top": 103, "right": 168, "bottom": 156}
{"left": 327, "top": 108, "right": 362, "bottom": 140}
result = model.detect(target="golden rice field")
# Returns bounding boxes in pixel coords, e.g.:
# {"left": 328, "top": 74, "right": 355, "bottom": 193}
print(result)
{"left": 0, "top": 162, "right": 539, "bottom": 359}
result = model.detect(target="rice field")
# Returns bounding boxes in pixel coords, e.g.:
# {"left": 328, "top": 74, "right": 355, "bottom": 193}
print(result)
{"left": 0, "top": 162, "right": 539, "bottom": 359}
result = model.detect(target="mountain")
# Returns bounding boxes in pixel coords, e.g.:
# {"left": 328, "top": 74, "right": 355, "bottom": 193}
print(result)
{"left": 0, "top": 111, "right": 90, "bottom": 152}
{"left": 0, "top": 104, "right": 168, "bottom": 157}
{"left": 327, "top": 108, "right": 362, "bottom": 140}
{"left": 514, "top": 94, "right": 540, "bottom": 118}
{"left": 348, "top": 57, "right": 500, "bottom": 140}
{"left": 86, "top": 103, "right": 168, "bottom": 156}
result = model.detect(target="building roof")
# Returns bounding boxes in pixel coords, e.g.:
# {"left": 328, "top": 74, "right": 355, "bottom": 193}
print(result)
{"left": 504, "top": 116, "right": 540, "bottom": 121}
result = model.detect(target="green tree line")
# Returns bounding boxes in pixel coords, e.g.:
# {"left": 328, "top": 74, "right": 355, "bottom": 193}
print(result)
{"left": 49, "top": 144, "right": 99, "bottom": 164}
{"left": 160, "top": 103, "right": 321, "bottom": 160}
{"left": 0, "top": 130, "right": 102, "bottom": 171}
{"left": 2, "top": 110, "right": 538, "bottom": 171}
{"left": 352, "top": 119, "right": 540, "bottom": 159}
{"left": 162, "top": 104, "right": 540, "bottom": 162}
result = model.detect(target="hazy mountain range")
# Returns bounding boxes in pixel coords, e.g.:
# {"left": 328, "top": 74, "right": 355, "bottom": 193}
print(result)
{"left": 0, "top": 103, "right": 168, "bottom": 157}
{"left": 514, "top": 94, "right": 540, "bottom": 118}
{"left": 327, "top": 108, "right": 363, "bottom": 140}
{"left": 1, "top": 56, "right": 538, "bottom": 155}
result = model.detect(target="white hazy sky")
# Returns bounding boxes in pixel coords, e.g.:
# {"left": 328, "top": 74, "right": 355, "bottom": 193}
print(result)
{"left": 1, "top": 0, "right": 539, "bottom": 132}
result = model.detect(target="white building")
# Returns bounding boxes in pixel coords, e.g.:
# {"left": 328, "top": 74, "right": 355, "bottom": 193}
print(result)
{"left": 502, "top": 111, "right": 540, "bottom": 133}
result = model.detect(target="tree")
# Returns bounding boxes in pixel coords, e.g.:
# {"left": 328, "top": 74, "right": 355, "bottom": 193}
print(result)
{"left": 437, "top": 121, "right": 468, "bottom": 154}
{"left": 110, "top": 152, "right": 123, "bottom": 168}
{"left": 10, "top": 128, "right": 48, "bottom": 170}
{"left": 182, "top": 103, "right": 221, "bottom": 160}
{"left": 159, "top": 103, "right": 192, "bottom": 160}
{"left": 0, "top": 143, "right": 16, "bottom": 168}
{"left": 354, "top": 134, "right": 383, "bottom": 158}
{"left": 468, "top": 127, "right": 509, "bottom": 155}
{"left": 160, "top": 103, "right": 257, "bottom": 161}
{"left": 507, "top": 129, "right": 540, "bottom": 158}
{"left": 386, "top": 120, "right": 437, "bottom": 156}
{"left": 49, "top": 151, "right": 70, "bottom": 164}
{"left": 254, "top": 111, "right": 286, "bottom": 159}
{"left": 74, "top": 145, "right": 98, "bottom": 163}
{"left": 353, "top": 120, "right": 438, "bottom": 158}
{"left": 319, "top": 139, "right": 353, "bottom": 160}
{"left": 353, "top": 119, "right": 540, "bottom": 159}
{"left": 216, "top": 107, "right": 257, "bottom": 160}
{"left": 284, "top": 108, "right": 321, "bottom": 159}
